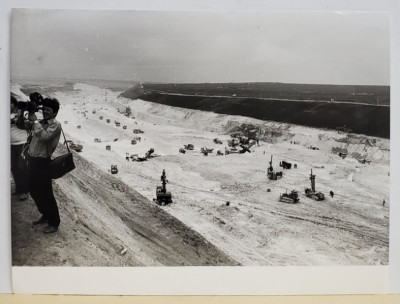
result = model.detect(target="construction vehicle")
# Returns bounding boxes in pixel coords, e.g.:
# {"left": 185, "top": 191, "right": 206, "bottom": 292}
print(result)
{"left": 227, "top": 138, "right": 240, "bottom": 147}
{"left": 99, "top": 116, "right": 103, "bottom": 120}
{"left": 225, "top": 147, "right": 239, "bottom": 155}
{"left": 279, "top": 190, "right": 300, "bottom": 204}
{"left": 267, "top": 155, "right": 283, "bottom": 180}
{"left": 184, "top": 144, "right": 194, "bottom": 150}
{"left": 304, "top": 169, "right": 325, "bottom": 201}
{"left": 239, "top": 136, "right": 250, "bottom": 145}
{"left": 213, "top": 138, "right": 223, "bottom": 144}
{"left": 153, "top": 169, "right": 172, "bottom": 206}
{"left": 201, "top": 147, "right": 214, "bottom": 156}
{"left": 216, "top": 150, "right": 224, "bottom": 156}
{"left": 238, "top": 140, "right": 256, "bottom": 153}
{"left": 106, "top": 119, "right": 110, "bottom": 123}
{"left": 179, "top": 148, "right": 186, "bottom": 154}
{"left": 133, "top": 129, "right": 144, "bottom": 134}
{"left": 111, "top": 165, "right": 118, "bottom": 174}
{"left": 131, "top": 148, "right": 156, "bottom": 162}
{"left": 279, "top": 160, "right": 292, "bottom": 169}
{"left": 115, "top": 122, "right": 120, "bottom": 127}
{"left": 70, "top": 142, "right": 83, "bottom": 152}
{"left": 131, "top": 139, "right": 137, "bottom": 145}
{"left": 106, "top": 145, "right": 111, "bottom": 151}
{"left": 94, "top": 138, "right": 101, "bottom": 143}
{"left": 358, "top": 158, "right": 371, "bottom": 164}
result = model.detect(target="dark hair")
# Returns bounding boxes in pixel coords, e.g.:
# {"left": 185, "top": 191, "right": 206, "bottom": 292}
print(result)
{"left": 11, "top": 95, "right": 17, "bottom": 106}
{"left": 29, "top": 92, "right": 43, "bottom": 103}
{"left": 42, "top": 98, "right": 60, "bottom": 114}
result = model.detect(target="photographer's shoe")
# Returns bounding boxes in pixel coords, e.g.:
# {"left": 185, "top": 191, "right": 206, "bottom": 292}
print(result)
{"left": 32, "top": 216, "right": 47, "bottom": 226}
{"left": 43, "top": 225, "right": 58, "bottom": 234}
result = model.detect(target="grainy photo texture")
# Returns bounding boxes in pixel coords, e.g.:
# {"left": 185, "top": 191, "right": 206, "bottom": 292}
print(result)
{"left": 10, "top": 9, "right": 390, "bottom": 266}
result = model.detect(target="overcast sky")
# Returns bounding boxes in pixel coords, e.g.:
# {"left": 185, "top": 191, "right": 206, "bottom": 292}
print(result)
{"left": 10, "top": 9, "right": 390, "bottom": 85}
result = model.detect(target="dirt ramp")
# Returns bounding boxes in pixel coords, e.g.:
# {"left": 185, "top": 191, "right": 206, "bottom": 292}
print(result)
{"left": 12, "top": 147, "right": 238, "bottom": 266}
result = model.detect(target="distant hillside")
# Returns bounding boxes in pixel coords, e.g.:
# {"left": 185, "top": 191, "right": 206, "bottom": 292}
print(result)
{"left": 138, "top": 82, "right": 390, "bottom": 106}
{"left": 122, "top": 90, "right": 390, "bottom": 139}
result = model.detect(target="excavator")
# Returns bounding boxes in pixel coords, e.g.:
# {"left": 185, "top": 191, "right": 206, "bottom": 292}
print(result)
{"left": 225, "top": 140, "right": 256, "bottom": 154}
{"left": 131, "top": 148, "right": 157, "bottom": 161}
{"left": 304, "top": 169, "right": 325, "bottom": 201}
{"left": 154, "top": 169, "right": 172, "bottom": 206}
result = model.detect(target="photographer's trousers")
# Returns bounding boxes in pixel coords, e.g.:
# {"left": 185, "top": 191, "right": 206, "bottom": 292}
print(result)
{"left": 27, "top": 156, "right": 60, "bottom": 227}
{"left": 11, "top": 144, "right": 29, "bottom": 194}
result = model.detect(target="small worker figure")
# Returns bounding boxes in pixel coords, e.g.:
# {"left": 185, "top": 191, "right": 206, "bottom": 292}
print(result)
{"left": 383, "top": 199, "right": 385, "bottom": 206}
{"left": 330, "top": 190, "right": 334, "bottom": 198}
{"left": 126, "top": 152, "right": 130, "bottom": 161}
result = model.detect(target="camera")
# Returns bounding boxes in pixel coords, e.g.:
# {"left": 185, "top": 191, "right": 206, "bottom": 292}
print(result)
{"left": 17, "top": 92, "right": 44, "bottom": 112}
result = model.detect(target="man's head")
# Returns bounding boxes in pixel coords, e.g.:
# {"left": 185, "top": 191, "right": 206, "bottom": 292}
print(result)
{"left": 42, "top": 98, "right": 60, "bottom": 120}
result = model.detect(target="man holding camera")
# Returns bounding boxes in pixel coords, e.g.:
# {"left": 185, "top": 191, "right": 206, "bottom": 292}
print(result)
{"left": 17, "top": 93, "right": 62, "bottom": 234}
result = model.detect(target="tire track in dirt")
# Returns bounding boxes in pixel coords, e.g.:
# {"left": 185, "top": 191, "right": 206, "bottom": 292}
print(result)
{"left": 269, "top": 210, "right": 388, "bottom": 247}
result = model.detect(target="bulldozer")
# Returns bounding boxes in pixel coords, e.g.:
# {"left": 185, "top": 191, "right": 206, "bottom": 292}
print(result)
{"left": 279, "top": 190, "right": 300, "bottom": 204}
{"left": 267, "top": 155, "right": 283, "bottom": 180}
{"left": 154, "top": 169, "right": 172, "bottom": 206}
{"left": 304, "top": 169, "right": 325, "bottom": 201}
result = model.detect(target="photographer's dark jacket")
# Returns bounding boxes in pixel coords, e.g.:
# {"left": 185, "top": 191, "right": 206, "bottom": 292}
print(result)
{"left": 17, "top": 114, "right": 61, "bottom": 158}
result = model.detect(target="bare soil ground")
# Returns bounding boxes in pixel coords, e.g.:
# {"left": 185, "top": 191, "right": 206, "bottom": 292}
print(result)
{"left": 11, "top": 82, "right": 390, "bottom": 266}
{"left": 11, "top": 149, "right": 238, "bottom": 266}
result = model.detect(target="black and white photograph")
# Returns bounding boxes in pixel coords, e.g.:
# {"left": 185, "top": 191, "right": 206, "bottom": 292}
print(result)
{"left": 10, "top": 7, "right": 390, "bottom": 272}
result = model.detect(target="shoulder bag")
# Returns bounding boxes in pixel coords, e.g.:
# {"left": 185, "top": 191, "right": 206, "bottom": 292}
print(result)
{"left": 49, "top": 127, "right": 76, "bottom": 179}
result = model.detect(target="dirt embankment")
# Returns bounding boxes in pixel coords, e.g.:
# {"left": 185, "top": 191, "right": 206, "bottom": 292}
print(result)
{"left": 12, "top": 146, "right": 239, "bottom": 267}
{"left": 128, "top": 92, "right": 390, "bottom": 138}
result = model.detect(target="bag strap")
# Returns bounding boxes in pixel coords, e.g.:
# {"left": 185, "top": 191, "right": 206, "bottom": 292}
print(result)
{"left": 47, "top": 124, "right": 71, "bottom": 157}
{"left": 60, "top": 126, "right": 71, "bottom": 153}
